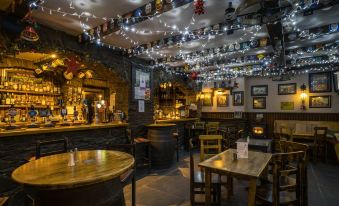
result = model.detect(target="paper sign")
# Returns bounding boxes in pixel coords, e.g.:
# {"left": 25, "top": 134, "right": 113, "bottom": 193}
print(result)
{"left": 140, "top": 75, "right": 146, "bottom": 88}
{"left": 138, "top": 100, "right": 145, "bottom": 112}
{"left": 236, "top": 141, "right": 248, "bottom": 158}
{"left": 134, "top": 87, "right": 145, "bottom": 100}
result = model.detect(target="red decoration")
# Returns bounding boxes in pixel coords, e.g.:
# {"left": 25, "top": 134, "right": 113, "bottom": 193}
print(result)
{"left": 64, "top": 56, "right": 82, "bottom": 75}
{"left": 194, "top": 0, "right": 205, "bottom": 15}
{"left": 20, "top": 26, "right": 39, "bottom": 41}
{"left": 190, "top": 71, "right": 198, "bottom": 80}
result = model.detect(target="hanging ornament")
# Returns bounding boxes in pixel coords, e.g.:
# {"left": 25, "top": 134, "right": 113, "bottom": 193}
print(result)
{"left": 145, "top": 3, "right": 152, "bottom": 15}
{"left": 20, "top": 26, "right": 39, "bottom": 41}
{"left": 156, "top": 0, "right": 163, "bottom": 12}
{"left": 194, "top": 0, "right": 205, "bottom": 15}
{"left": 190, "top": 71, "right": 198, "bottom": 80}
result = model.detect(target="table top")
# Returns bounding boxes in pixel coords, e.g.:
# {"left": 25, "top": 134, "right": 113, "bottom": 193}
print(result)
{"left": 146, "top": 123, "right": 176, "bottom": 128}
{"left": 11, "top": 150, "right": 134, "bottom": 190}
{"left": 198, "top": 149, "right": 272, "bottom": 179}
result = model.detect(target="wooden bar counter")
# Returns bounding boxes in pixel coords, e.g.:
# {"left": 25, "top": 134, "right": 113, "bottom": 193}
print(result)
{"left": 0, "top": 123, "right": 128, "bottom": 138}
{"left": 0, "top": 123, "right": 128, "bottom": 178}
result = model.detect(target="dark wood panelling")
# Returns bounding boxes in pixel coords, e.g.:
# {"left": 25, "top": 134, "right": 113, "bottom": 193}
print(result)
{"left": 202, "top": 112, "right": 339, "bottom": 138}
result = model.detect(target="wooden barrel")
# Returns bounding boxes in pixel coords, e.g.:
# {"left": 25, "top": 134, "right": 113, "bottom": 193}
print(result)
{"left": 147, "top": 124, "right": 176, "bottom": 169}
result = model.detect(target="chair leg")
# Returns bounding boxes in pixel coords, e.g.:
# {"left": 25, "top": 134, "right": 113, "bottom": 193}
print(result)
{"left": 131, "top": 175, "right": 136, "bottom": 206}
{"left": 176, "top": 137, "right": 179, "bottom": 162}
{"left": 148, "top": 145, "right": 152, "bottom": 173}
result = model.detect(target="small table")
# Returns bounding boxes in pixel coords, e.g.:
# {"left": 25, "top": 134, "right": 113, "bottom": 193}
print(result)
{"left": 199, "top": 149, "right": 272, "bottom": 206}
{"left": 12, "top": 150, "right": 134, "bottom": 206}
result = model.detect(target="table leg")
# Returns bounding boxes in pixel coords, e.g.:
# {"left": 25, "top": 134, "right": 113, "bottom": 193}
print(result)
{"left": 204, "top": 169, "right": 211, "bottom": 206}
{"left": 247, "top": 179, "right": 257, "bottom": 206}
{"left": 226, "top": 176, "right": 234, "bottom": 199}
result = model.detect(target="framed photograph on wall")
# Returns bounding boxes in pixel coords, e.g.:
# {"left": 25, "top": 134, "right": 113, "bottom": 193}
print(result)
{"left": 278, "top": 83, "right": 296, "bottom": 95}
{"left": 333, "top": 71, "right": 339, "bottom": 92}
{"left": 217, "top": 93, "right": 229, "bottom": 107}
{"left": 253, "top": 97, "right": 266, "bottom": 109}
{"left": 251, "top": 85, "right": 268, "bottom": 96}
{"left": 202, "top": 93, "right": 213, "bottom": 106}
{"left": 309, "top": 72, "right": 332, "bottom": 93}
{"left": 309, "top": 95, "right": 331, "bottom": 108}
{"left": 280, "top": 102, "right": 294, "bottom": 110}
{"left": 232, "top": 91, "right": 244, "bottom": 106}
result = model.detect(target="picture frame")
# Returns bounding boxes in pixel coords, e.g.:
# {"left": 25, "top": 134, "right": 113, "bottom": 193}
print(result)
{"left": 333, "top": 71, "right": 339, "bottom": 92}
{"left": 309, "top": 72, "right": 332, "bottom": 93}
{"left": 309, "top": 95, "right": 331, "bottom": 108}
{"left": 217, "top": 93, "right": 229, "bottom": 107}
{"left": 251, "top": 85, "right": 268, "bottom": 96}
{"left": 232, "top": 91, "right": 244, "bottom": 106}
{"left": 280, "top": 102, "right": 294, "bottom": 110}
{"left": 253, "top": 97, "right": 266, "bottom": 109}
{"left": 202, "top": 93, "right": 213, "bottom": 106}
{"left": 278, "top": 83, "right": 296, "bottom": 95}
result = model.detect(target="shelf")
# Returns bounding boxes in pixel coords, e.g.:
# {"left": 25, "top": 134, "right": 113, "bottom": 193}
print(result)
{"left": 0, "top": 89, "right": 61, "bottom": 96}
{"left": 0, "top": 105, "right": 61, "bottom": 109}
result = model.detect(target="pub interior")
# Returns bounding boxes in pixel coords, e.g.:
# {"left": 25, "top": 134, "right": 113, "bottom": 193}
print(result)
{"left": 0, "top": 0, "right": 339, "bottom": 206}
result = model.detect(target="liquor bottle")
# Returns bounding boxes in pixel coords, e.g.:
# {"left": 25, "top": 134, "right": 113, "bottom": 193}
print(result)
{"left": 4, "top": 77, "right": 8, "bottom": 89}
{"left": 0, "top": 76, "right": 4, "bottom": 89}
{"left": 1, "top": 93, "right": 5, "bottom": 105}
{"left": 5, "top": 93, "right": 10, "bottom": 105}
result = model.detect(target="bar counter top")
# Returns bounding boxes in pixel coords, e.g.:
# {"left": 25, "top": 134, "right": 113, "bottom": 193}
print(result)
{"left": 0, "top": 123, "right": 128, "bottom": 138}
{"left": 155, "top": 118, "right": 198, "bottom": 124}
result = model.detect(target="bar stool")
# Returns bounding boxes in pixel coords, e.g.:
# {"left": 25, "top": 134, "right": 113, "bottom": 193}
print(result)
{"left": 172, "top": 128, "right": 180, "bottom": 162}
{"left": 205, "top": 122, "right": 220, "bottom": 135}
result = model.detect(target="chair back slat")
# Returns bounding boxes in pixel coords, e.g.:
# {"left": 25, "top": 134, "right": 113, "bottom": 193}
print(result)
{"left": 194, "top": 121, "right": 205, "bottom": 130}
{"left": 36, "top": 138, "right": 69, "bottom": 159}
{"left": 199, "top": 135, "right": 222, "bottom": 161}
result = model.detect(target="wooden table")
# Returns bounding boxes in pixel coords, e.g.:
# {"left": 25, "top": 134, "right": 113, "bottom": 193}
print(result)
{"left": 199, "top": 149, "right": 272, "bottom": 206}
{"left": 12, "top": 150, "right": 134, "bottom": 206}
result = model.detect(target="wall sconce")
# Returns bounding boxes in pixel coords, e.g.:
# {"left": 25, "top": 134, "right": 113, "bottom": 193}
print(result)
{"left": 300, "top": 83, "right": 307, "bottom": 110}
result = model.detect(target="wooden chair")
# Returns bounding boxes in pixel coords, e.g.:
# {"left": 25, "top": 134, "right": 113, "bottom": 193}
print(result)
{"left": 189, "top": 139, "right": 221, "bottom": 206}
{"left": 205, "top": 122, "right": 219, "bottom": 135}
{"left": 36, "top": 138, "right": 69, "bottom": 159}
{"left": 194, "top": 121, "right": 205, "bottom": 130}
{"left": 279, "top": 140, "right": 309, "bottom": 206}
{"left": 256, "top": 150, "right": 307, "bottom": 206}
{"left": 107, "top": 129, "right": 136, "bottom": 206}
{"left": 199, "top": 135, "right": 222, "bottom": 162}
{"left": 313, "top": 127, "right": 328, "bottom": 162}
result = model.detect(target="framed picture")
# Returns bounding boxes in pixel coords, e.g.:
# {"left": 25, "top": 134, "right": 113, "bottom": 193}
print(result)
{"left": 278, "top": 83, "right": 296, "bottom": 95}
{"left": 251, "top": 85, "right": 268, "bottom": 96}
{"left": 309, "top": 72, "right": 332, "bottom": 93}
{"left": 309, "top": 95, "right": 331, "bottom": 108}
{"left": 280, "top": 102, "right": 294, "bottom": 110}
{"left": 202, "top": 93, "right": 213, "bottom": 106}
{"left": 217, "top": 94, "right": 229, "bottom": 107}
{"left": 333, "top": 71, "right": 339, "bottom": 92}
{"left": 253, "top": 97, "right": 266, "bottom": 109}
{"left": 233, "top": 91, "right": 244, "bottom": 106}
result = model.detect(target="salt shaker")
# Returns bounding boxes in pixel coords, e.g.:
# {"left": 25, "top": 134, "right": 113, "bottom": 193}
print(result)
{"left": 68, "top": 150, "right": 75, "bottom": 167}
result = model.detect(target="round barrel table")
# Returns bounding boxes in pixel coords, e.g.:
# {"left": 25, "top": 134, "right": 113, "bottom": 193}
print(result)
{"left": 146, "top": 123, "right": 176, "bottom": 169}
{"left": 11, "top": 150, "right": 134, "bottom": 206}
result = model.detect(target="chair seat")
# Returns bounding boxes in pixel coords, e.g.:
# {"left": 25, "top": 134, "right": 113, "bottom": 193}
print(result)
{"left": 266, "top": 175, "right": 297, "bottom": 190}
{"left": 134, "top": 137, "right": 150, "bottom": 144}
{"left": 0, "top": 196, "right": 8, "bottom": 206}
{"left": 194, "top": 171, "right": 223, "bottom": 185}
{"left": 256, "top": 182, "right": 298, "bottom": 205}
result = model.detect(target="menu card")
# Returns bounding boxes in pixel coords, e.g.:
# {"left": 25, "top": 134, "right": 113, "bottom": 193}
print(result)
{"left": 236, "top": 141, "right": 248, "bottom": 159}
